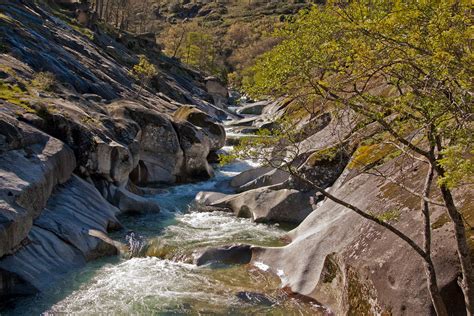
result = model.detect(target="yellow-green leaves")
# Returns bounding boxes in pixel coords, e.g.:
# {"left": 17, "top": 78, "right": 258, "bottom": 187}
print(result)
{"left": 438, "top": 145, "right": 474, "bottom": 189}
{"left": 131, "top": 56, "right": 158, "bottom": 82}
{"left": 131, "top": 55, "right": 158, "bottom": 96}
{"left": 244, "top": 0, "right": 473, "bottom": 189}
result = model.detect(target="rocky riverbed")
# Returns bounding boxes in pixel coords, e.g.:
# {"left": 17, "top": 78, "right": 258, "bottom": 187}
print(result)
{"left": 1, "top": 1, "right": 472, "bottom": 315}
{"left": 2, "top": 141, "right": 326, "bottom": 315}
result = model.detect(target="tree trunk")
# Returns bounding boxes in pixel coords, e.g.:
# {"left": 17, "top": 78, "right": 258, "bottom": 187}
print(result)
{"left": 97, "top": 0, "right": 103, "bottom": 19}
{"left": 439, "top": 180, "right": 474, "bottom": 315}
{"left": 422, "top": 164, "right": 448, "bottom": 316}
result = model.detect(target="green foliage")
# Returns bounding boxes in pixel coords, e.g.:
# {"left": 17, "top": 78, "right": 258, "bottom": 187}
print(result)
{"left": 349, "top": 143, "right": 401, "bottom": 170}
{"left": 306, "top": 146, "right": 339, "bottom": 165}
{"left": 219, "top": 117, "right": 301, "bottom": 168}
{"left": 438, "top": 145, "right": 474, "bottom": 189}
{"left": 244, "top": 0, "right": 473, "bottom": 189}
{"left": 157, "top": 2, "right": 296, "bottom": 83}
{"left": 70, "top": 23, "right": 94, "bottom": 40}
{"left": 131, "top": 55, "right": 158, "bottom": 95}
{"left": 132, "top": 55, "right": 158, "bottom": 80}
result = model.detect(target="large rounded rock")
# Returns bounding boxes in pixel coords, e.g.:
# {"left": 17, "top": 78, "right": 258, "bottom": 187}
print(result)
{"left": 0, "top": 174, "right": 121, "bottom": 300}
{"left": 194, "top": 244, "right": 252, "bottom": 266}
{"left": 0, "top": 113, "right": 75, "bottom": 258}
{"left": 230, "top": 166, "right": 290, "bottom": 193}
{"left": 24, "top": 100, "right": 140, "bottom": 187}
{"left": 252, "top": 158, "right": 469, "bottom": 315}
{"left": 174, "top": 105, "right": 226, "bottom": 151}
{"left": 200, "top": 185, "right": 316, "bottom": 224}
{"left": 109, "top": 100, "right": 184, "bottom": 185}
{"left": 173, "top": 120, "right": 214, "bottom": 182}
{"left": 94, "top": 179, "right": 160, "bottom": 214}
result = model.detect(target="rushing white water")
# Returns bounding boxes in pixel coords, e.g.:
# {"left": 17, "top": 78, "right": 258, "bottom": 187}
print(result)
{"left": 5, "top": 144, "right": 325, "bottom": 315}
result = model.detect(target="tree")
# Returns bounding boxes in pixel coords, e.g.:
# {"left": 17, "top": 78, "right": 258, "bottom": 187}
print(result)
{"left": 131, "top": 55, "right": 158, "bottom": 96}
{"left": 240, "top": 1, "right": 473, "bottom": 314}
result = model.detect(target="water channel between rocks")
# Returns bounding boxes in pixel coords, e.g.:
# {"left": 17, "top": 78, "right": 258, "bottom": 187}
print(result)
{"left": 5, "top": 144, "right": 327, "bottom": 315}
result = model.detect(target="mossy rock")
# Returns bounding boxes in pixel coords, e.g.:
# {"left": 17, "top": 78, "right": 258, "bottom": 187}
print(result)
{"left": 349, "top": 142, "right": 401, "bottom": 170}
{"left": 0, "top": 82, "right": 33, "bottom": 112}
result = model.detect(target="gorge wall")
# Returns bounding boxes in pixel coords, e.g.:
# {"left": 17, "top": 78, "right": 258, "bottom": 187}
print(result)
{"left": 0, "top": 0, "right": 227, "bottom": 305}
{"left": 196, "top": 98, "right": 473, "bottom": 315}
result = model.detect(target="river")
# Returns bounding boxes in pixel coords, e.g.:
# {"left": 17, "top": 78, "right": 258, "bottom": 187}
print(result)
{"left": 5, "top": 145, "right": 327, "bottom": 315}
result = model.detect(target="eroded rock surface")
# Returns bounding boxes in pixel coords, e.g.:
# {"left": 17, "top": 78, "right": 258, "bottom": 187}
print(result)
{"left": 174, "top": 105, "right": 226, "bottom": 152}
{"left": 252, "top": 158, "right": 469, "bottom": 315}
{"left": 0, "top": 175, "right": 120, "bottom": 296}
{"left": 0, "top": 0, "right": 228, "bottom": 304}
{"left": 0, "top": 113, "right": 75, "bottom": 258}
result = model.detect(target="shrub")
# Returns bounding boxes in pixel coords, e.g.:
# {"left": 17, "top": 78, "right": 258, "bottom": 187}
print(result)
{"left": 32, "top": 72, "right": 56, "bottom": 91}
{"left": 131, "top": 55, "right": 158, "bottom": 96}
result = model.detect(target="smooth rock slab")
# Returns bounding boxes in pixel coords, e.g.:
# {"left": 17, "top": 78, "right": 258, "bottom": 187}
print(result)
{"left": 197, "top": 185, "right": 316, "bottom": 224}
{"left": 0, "top": 175, "right": 121, "bottom": 298}
{"left": 0, "top": 113, "right": 75, "bottom": 257}
{"left": 236, "top": 101, "right": 270, "bottom": 115}
{"left": 230, "top": 167, "right": 290, "bottom": 193}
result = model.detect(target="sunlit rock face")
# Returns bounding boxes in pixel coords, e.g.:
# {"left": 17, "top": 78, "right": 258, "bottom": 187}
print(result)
{"left": 108, "top": 100, "right": 183, "bottom": 185}
{"left": 0, "top": 0, "right": 230, "bottom": 305}
{"left": 0, "top": 113, "right": 76, "bottom": 258}
{"left": 205, "top": 76, "right": 228, "bottom": 109}
{"left": 174, "top": 105, "right": 226, "bottom": 152}
{"left": 173, "top": 120, "right": 214, "bottom": 182}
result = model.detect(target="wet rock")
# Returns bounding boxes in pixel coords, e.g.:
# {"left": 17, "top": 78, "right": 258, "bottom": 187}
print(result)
{"left": 0, "top": 175, "right": 121, "bottom": 297}
{"left": 203, "top": 185, "right": 316, "bottom": 224}
{"left": 194, "top": 191, "right": 232, "bottom": 212}
{"left": 236, "top": 291, "right": 275, "bottom": 306}
{"left": 125, "top": 231, "right": 147, "bottom": 257}
{"left": 206, "top": 150, "right": 220, "bottom": 164}
{"left": 0, "top": 226, "right": 86, "bottom": 292}
{"left": 0, "top": 268, "right": 37, "bottom": 307}
{"left": 94, "top": 179, "right": 160, "bottom": 214}
{"left": 195, "top": 244, "right": 252, "bottom": 266}
{"left": 195, "top": 191, "right": 229, "bottom": 205}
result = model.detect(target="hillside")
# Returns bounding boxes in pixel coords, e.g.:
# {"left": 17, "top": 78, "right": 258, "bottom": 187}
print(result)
{"left": 90, "top": 0, "right": 319, "bottom": 82}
